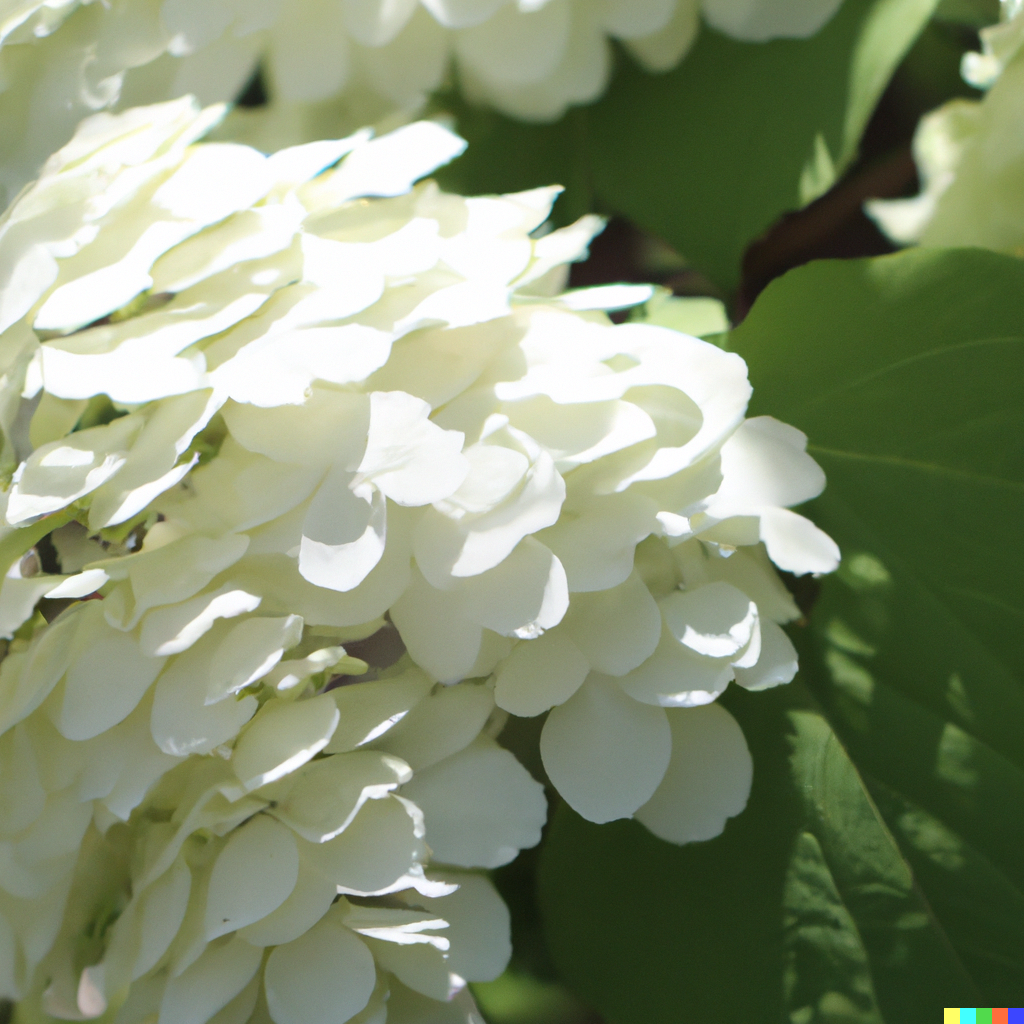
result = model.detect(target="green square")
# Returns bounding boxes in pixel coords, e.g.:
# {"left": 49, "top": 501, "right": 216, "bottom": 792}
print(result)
{"left": 978, "top": 1011, "right": 994, "bottom": 1024}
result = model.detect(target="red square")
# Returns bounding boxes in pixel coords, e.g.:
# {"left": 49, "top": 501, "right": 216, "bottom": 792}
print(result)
{"left": 993, "top": 1011, "right": 1008, "bottom": 1024}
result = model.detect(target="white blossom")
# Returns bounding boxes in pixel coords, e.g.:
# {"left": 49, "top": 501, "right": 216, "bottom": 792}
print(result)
{"left": 868, "top": 0, "right": 1024, "bottom": 253}
{"left": 0, "top": 0, "right": 846, "bottom": 201}
{"left": 0, "top": 99, "right": 838, "bottom": 1020}
{"left": 23, "top": 659, "right": 531, "bottom": 1024}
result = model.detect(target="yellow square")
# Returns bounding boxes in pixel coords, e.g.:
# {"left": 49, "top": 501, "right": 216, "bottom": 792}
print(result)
{"left": 945, "top": 1011, "right": 960, "bottom": 1024}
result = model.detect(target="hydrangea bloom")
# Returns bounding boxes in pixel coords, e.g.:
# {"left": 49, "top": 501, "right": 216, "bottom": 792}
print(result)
{"left": 0, "top": 98, "right": 838, "bottom": 1020}
{"left": 15, "top": 647, "right": 531, "bottom": 1024}
{"left": 0, "top": 0, "right": 847, "bottom": 201}
{"left": 867, "top": 0, "right": 1024, "bottom": 253}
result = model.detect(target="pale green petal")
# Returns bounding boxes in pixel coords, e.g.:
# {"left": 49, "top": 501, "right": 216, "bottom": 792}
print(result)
{"left": 324, "top": 667, "right": 433, "bottom": 754}
{"left": 269, "top": 750, "right": 410, "bottom": 843}
{"left": 229, "top": 693, "right": 340, "bottom": 793}
{"left": 158, "top": 934, "right": 262, "bottom": 1024}
{"left": 264, "top": 916, "right": 376, "bottom": 1024}
{"left": 206, "top": 614, "right": 303, "bottom": 703}
{"left": 408, "top": 871, "right": 511, "bottom": 982}
{"left": 204, "top": 815, "right": 299, "bottom": 940}
{"left": 52, "top": 610, "right": 165, "bottom": 741}
{"left": 237, "top": 856, "right": 337, "bottom": 947}
{"left": 300, "top": 796, "right": 422, "bottom": 895}
{"left": 372, "top": 681, "right": 493, "bottom": 771}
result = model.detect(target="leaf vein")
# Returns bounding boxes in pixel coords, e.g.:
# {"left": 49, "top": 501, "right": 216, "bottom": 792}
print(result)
{"left": 809, "top": 445, "right": 1024, "bottom": 494}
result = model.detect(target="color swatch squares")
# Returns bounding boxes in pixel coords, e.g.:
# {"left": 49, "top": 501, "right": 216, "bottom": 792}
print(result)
{"left": 945, "top": 1011, "right": 1024, "bottom": 1023}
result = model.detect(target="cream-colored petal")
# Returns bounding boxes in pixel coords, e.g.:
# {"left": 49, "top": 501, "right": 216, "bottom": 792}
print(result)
{"left": 401, "top": 736, "right": 546, "bottom": 868}
{"left": 634, "top": 703, "right": 752, "bottom": 843}
{"left": 204, "top": 815, "right": 299, "bottom": 940}
{"left": 264, "top": 916, "right": 376, "bottom": 1024}
{"left": 541, "top": 675, "right": 670, "bottom": 822}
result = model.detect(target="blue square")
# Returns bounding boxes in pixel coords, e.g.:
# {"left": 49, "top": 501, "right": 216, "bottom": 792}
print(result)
{"left": 1007, "top": 1009, "right": 1024, "bottom": 1024}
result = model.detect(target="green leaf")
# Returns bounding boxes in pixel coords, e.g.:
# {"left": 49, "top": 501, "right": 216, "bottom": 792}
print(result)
{"left": 438, "top": 0, "right": 938, "bottom": 292}
{"left": 538, "top": 683, "right": 976, "bottom": 1024}
{"left": 731, "top": 246, "right": 1024, "bottom": 1002}
{"left": 537, "top": 248, "right": 1024, "bottom": 1021}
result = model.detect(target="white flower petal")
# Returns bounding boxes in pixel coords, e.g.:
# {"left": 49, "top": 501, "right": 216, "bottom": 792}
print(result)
{"left": 229, "top": 693, "right": 340, "bottom": 793}
{"left": 324, "top": 667, "right": 434, "bottom": 754}
{"left": 158, "top": 935, "right": 262, "bottom": 1024}
{"left": 307, "top": 122, "right": 466, "bottom": 205}
{"left": 659, "top": 581, "right": 759, "bottom": 661}
{"left": 151, "top": 627, "right": 259, "bottom": 757}
{"left": 734, "top": 619, "right": 799, "bottom": 691}
{"left": 390, "top": 567, "right": 484, "bottom": 683}
{"left": 140, "top": 587, "right": 263, "bottom": 658}
{"left": 299, "top": 471, "right": 386, "bottom": 593}
{"left": 408, "top": 871, "right": 511, "bottom": 982}
{"left": 538, "top": 491, "right": 656, "bottom": 592}
{"left": 455, "top": 0, "right": 570, "bottom": 89}
{"left": 264, "top": 916, "right": 376, "bottom": 1024}
{"left": 712, "top": 416, "right": 825, "bottom": 510}
{"left": 561, "top": 572, "right": 661, "bottom": 675}
{"left": 300, "top": 796, "right": 422, "bottom": 894}
{"left": 6, "top": 415, "right": 140, "bottom": 524}
{"left": 383, "top": 980, "right": 484, "bottom": 1024}
{"left": 206, "top": 614, "right": 304, "bottom": 703}
{"left": 132, "top": 859, "right": 192, "bottom": 981}
{"left": 413, "top": 448, "right": 564, "bottom": 581}
{"left": 358, "top": 391, "right": 468, "bottom": 506}
{"left": 457, "top": 537, "right": 568, "bottom": 638}
{"left": 401, "top": 736, "right": 546, "bottom": 868}
{"left": 342, "top": 0, "right": 418, "bottom": 46}
{"left": 204, "top": 815, "right": 299, "bottom": 940}
{"left": 222, "top": 390, "right": 369, "bottom": 470}
{"left": 759, "top": 507, "right": 841, "bottom": 576}
{"left": 634, "top": 703, "right": 752, "bottom": 843}
{"left": 541, "top": 675, "right": 670, "bottom": 823}
{"left": 361, "top": 938, "right": 454, "bottom": 1002}
{"left": 494, "top": 629, "right": 588, "bottom": 716}
{"left": 269, "top": 750, "right": 411, "bottom": 843}
{"left": 702, "top": 0, "right": 844, "bottom": 41}
{"left": 98, "top": 533, "right": 251, "bottom": 631}
{"left": 618, "top": 623, "right": 734, "bottom": 707}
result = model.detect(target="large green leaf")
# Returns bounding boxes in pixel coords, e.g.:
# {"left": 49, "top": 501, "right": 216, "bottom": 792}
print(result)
{"left": 537, "top": 248, "right": 1024, "bottom": 1020}
{"left": 734, "top": 247, "right": 1024, "bottom": 1000}
{"left": 438, "top": 0, "right": 938, "bottom": 292}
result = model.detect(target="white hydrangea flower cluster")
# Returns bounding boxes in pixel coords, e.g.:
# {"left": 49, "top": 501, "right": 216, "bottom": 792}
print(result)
{"left": 18, "top": 654, "right": 529, "bottom": 1024}
{"left": 0, "top": 97, "right": 838, "bottom": 1021}
{"left": 867, "top": 0, "right": 1024, "bottom": 254}
{"left": 0, "top": 0, "right": 846, "bottom": 202}
{"left": 0, "top": 102, "right": 555, "bottom": 1023}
